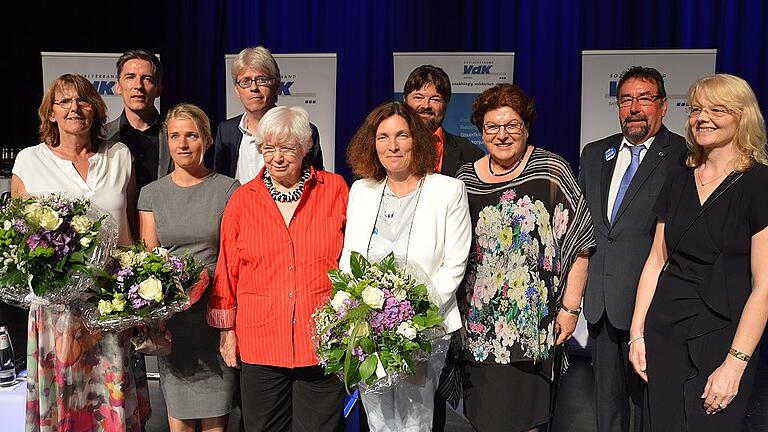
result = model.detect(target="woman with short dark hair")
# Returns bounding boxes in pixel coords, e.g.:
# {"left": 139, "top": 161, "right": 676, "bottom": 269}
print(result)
{"left": 456, "top": 83, "right": 594, "bottom": 432}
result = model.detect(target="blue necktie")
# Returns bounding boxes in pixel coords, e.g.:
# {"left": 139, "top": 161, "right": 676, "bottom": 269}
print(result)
{"left": 610, "top": 145, "right": 644, "bottom": 223}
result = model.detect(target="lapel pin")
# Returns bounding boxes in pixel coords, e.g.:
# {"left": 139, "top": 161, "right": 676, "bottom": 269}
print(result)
{"left": 604, "top": 148, "right": 617, "bottom": 161}
{"left": 659, "top": 151, "right": 665, "bottom": 157}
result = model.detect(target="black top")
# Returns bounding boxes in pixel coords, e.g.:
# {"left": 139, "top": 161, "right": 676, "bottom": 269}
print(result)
{"left": 118, "top": 110, "right": 161, "bottom": 191}
{"left": 643, "top": 163, "right": 768, "bottom": 430}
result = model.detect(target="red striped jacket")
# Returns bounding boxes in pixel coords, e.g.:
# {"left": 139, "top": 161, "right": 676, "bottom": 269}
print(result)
{"left": 207, "top": 168, "right": 348, "bottom": 367}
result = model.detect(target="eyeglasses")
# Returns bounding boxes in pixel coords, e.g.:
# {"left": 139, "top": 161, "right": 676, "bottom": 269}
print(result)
{"left": 685, "top": 105, "right": 732, "bottom": 118}
{"left": 260, "top": 145, "right": 299, "bottom": 158}
{"left": 483, "top": 122, "right": 525, "bottom": 135}
{"left": 236, "top": 76, "right": 276, "bottom": 88}
{"left": 53, "top": 98, "right": 93, "bottom": 109}
{"left": 617, "top": 95, "right": 662, "bottom": 107}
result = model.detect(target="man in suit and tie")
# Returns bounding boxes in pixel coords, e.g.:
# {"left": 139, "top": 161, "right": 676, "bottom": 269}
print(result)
{"left": 404, "top": 65, "right": 484, "bottom": 177}
{"left": 213, "top": 46, "right": 323, "bottom": 182}
{"left": 579, "top": 66, "right": 687, "bottom": 432}
{"left": 104, "top": 49, "right": 172, "bottom": 193}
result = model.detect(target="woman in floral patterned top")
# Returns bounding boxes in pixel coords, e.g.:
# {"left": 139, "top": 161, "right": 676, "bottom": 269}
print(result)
{"left": 455, "top": 84, "right": 595, "bottom": 432}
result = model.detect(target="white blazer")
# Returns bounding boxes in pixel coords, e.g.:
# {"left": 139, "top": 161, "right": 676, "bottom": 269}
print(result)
{"left": 340, "top": 174, "right": 471, "bottom": 333}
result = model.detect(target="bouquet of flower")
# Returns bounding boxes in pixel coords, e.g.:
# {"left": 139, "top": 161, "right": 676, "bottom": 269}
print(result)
{"left": 82, "top": 241, "right": 208, "bottom": 332}
{"left": 313, "top": 252, "right": 445, "bottom": 393}
{"left": 0, "top": 194, "right": 115, "bottom": 307}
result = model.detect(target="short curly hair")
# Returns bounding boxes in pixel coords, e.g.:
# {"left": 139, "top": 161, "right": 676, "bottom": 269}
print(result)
{"left": 347, "top": 101, "right": 437, "bottom": 181}
{"left": 470, "top": 83, "right": 536, "bottom": 134}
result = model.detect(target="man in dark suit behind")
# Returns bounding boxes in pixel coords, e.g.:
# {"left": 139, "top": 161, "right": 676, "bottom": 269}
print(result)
{"left": 579, "top": 66, "right": 687, "bottom": 432}
{"left": 104, "top": 49, "right": 172, "bottom": 193}
{"left": 404, "top": 65, "right": 484, "bottom": 178}
{"left": 213, "top": 46, "right": 323, "bottom": 182}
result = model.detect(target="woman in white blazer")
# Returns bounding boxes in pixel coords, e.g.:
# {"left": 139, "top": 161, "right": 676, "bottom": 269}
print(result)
{"left": 343, "top": 101, "right": 471, "bottom": 431}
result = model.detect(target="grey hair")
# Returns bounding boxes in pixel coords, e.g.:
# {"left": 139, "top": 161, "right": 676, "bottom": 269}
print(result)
{"left": 254, "top": 106, "right": 313, "bottom": 153}
{"left": 231, "top": 46, "right": 281, "bottom": 86}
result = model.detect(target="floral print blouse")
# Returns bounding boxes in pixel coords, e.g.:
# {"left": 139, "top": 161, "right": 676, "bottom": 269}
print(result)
{"left": 456, "top": 148, "right": 595, "bottom": 378}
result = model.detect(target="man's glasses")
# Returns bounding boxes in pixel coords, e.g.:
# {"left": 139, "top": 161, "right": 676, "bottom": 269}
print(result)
{"left": 617, "top": 95, "right": 662, "bottom": 107}
{"left": 236, "top": 76, "right": 276, "bottom": 89}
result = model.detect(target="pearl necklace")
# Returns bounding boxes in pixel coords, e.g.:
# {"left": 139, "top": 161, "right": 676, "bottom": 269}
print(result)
{"left": 263, "top": 164, "right": 311, "bottom": 202}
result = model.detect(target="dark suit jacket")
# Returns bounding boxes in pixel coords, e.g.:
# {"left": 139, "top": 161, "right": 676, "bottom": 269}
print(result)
{"left": 579, "top": 125, "right": 687, "bottom": 330}
{"left": 440, "top": 130, "right": 485, "bottom": 178}
{"left": 104, "top": 111, "right": 173, "bottom": 181}
{"left": 213, "top": 114, "right": 324, "bottom": 178}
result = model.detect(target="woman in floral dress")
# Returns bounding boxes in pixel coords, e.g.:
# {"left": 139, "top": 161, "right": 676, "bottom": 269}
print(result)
{"left": 11, "top": 74, "right": 149, "bottom": 432}
{"left": 456, "top": 84, "right": 595, "bottom": 432}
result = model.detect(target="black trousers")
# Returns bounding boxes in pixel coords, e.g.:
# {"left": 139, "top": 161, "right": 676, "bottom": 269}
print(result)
{"left": 240, "top": 364, "right": 346, "bottom": 432}
{"left": 588, "top": 314, "right": 644, "bottom": 432}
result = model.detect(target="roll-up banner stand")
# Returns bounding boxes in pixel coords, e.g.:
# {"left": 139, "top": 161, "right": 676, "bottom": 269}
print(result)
{"left": 225, "top": 54, "right": 337, "bottom": 172}
{"left": 41, "top": 52, "right": 161, "bottom": 122}
{"left": 393, "top": 52, "right": 515, "bottom": 152}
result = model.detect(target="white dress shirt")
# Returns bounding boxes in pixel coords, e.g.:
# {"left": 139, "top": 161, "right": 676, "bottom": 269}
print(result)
{"left": 606, "top": 136, "right": 655, "bottom": 220}
{"left": 234, "top": 114, "right": 264, "bottom": 184}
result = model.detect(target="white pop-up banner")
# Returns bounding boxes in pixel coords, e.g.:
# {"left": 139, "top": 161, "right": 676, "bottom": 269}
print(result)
{"left": 41, "top": 52, "right": 161, "bottom": 122}
{"left": 393, "top": 52, "right": 515, "bottom": 151}
{"left": 580, "top": 49, "right": 717, "bottom": 152}
{"left": 225, "top": 54, "right": 337, "bottom": 172}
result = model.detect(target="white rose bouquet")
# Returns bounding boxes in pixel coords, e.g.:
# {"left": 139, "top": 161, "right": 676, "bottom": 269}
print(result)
{"left": 313, "top": 252, "right": 444, "bottom": 393}
{"left": 82, "top": 241, "right": 208, "bottom": 333}
{"left": 0, "top": 194, "right": 115, "bottom": 306}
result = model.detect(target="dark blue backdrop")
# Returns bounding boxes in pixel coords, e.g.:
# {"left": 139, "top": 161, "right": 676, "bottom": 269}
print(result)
{"left": 8, "top": 0, "right": 768, "bottom": 181}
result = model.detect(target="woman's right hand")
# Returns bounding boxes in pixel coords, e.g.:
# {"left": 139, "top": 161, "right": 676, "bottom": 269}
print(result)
{"left": 220, "top": 329, "right": 239, "bottom": 368}
{"left": 628, "top": 336, "right": 648, "bottom": 382}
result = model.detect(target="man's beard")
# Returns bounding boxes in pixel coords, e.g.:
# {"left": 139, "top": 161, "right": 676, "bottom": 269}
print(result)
{"left": 418, "top": 110, "right": 441, "bottom": 132}
{"left": 622, "top": 117, "right": 650, "bottom": 142}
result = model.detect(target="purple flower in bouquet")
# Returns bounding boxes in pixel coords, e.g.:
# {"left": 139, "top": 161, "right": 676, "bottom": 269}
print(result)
{"left": 352, "top": 346, "right": 366, "bottom": 361}
{"left": 128, "top": 283, "right": 150, "bottom": 309}
{"left": 116, "top": 266, "right": 135, "bottom": 283}
{"left": 56, "top": 201, "right": 73, "bottom": 217}
{"left": 335, "top": 298, "right": 360, "bottom": 320}
{"left": 50, "top": 227, "right": 76, "bottom": 260}
{"left": 179, "top": 270, "right": 189, "bottom": 283}
{"left": 370, "top": 289, "right": 415, "bottom": 333}
{"left": 27, "top": 230, "right": 52, "bottom": 250}
{"left": 13, "top": 219, "right": 27, "bottom": 234}
{"left": 167, "top": 255, "right": 183, "bottom": 274}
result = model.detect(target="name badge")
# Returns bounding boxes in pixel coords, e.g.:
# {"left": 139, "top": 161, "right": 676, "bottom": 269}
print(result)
{"left": 604, "top": 148, "right": 617, "bottom": 161}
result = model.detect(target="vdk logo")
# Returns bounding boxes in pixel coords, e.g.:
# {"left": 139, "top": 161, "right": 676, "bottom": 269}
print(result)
{"left": 608, "top": 81, "right": 618, "bottom": 97}
{"left": 463, "top": 65, "right": 492, "bottom": 74}
{"left": 279, "top": 81, "right": 294, "bottom": 96}
{"left": 91, "top": 80, "right": 116, "bottom": 96}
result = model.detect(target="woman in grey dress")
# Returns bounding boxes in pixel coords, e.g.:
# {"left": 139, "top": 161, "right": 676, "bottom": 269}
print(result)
{"left": 138, "top": 103, "right": 239, "bottom": 432}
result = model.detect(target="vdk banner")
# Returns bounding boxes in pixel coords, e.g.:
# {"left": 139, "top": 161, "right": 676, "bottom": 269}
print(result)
{"left": 225, "top": 53, "right": 337, "bottom": 172}
{"left": 580, "top": 49, "right": 717, "bottom": 152}
{"left": 393, "top": 52, "right": 515, "bottom": 151}
{"left": 41, "top": 52, "right": 161, "bottom": 122}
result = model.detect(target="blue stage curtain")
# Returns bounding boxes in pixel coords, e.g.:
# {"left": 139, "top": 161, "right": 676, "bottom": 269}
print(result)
{"left": 155, "top": 0, "right": 766, "bottom": 180}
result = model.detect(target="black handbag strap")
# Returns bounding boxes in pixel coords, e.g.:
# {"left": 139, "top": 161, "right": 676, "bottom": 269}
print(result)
{"left": 662, "top": 171, "right": 744, "bottom": 271}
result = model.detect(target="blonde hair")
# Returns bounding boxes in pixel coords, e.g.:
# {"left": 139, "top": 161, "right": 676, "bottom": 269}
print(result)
{"left": 163, "top": 103, "right": 212, "bottom": 141}
{"left": 685, "top": 74, "right": 768, "bottom": 172}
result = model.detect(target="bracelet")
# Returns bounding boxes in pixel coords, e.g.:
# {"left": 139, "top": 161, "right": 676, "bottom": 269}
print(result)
{"left": 560, "top": 304, "right": 581, "bottom": 316}
{"left": 728, "top": 348, "right": 751, "bottom": 362}
{"left": 628, "top": 335, "right": 645, "bottom": 346}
